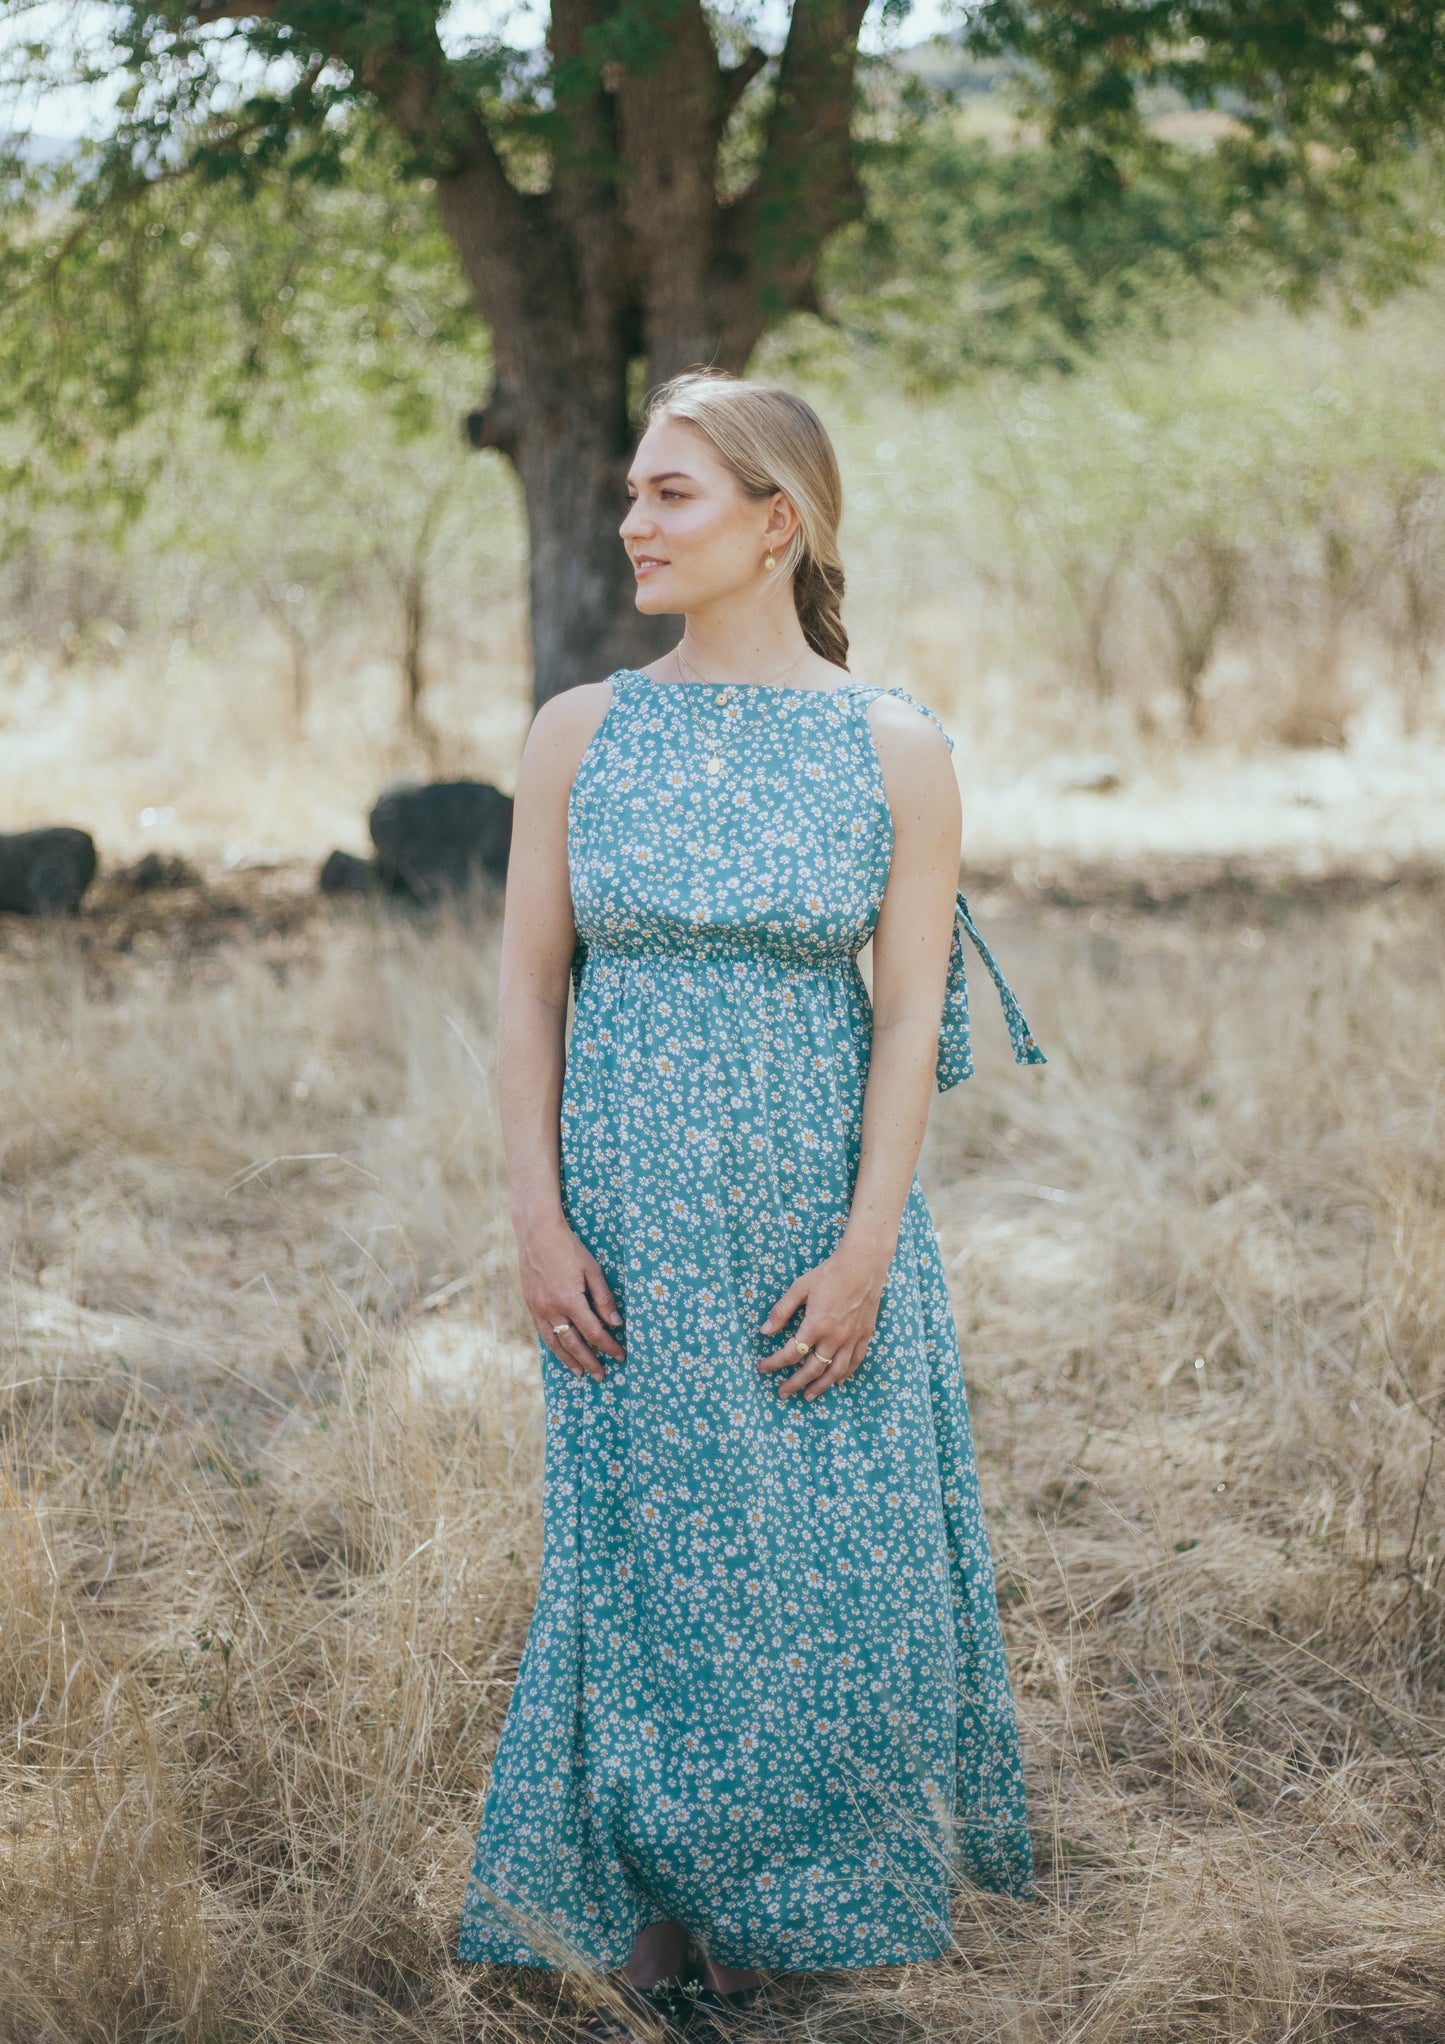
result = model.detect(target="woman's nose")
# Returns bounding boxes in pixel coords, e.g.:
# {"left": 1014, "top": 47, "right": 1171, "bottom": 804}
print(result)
{"left": 620, "top": 497, "right": 651, "bottom": 540}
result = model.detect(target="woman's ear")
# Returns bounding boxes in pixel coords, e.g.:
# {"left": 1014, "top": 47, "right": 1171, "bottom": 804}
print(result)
{"left": 765, "top": 492, "right": 799, "bottom": 547}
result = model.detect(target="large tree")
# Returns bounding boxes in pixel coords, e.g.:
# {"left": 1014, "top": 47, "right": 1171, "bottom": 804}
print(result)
{"left": 47, "top": 0, "right": 876, "bottom": 703}
{"left": 9, "top": 0, "right": 1445, "bottom": 704}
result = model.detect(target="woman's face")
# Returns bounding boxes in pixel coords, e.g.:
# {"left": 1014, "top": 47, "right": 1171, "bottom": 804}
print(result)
{"left": 620, "top": 417, "right": 795, "bottom": 616}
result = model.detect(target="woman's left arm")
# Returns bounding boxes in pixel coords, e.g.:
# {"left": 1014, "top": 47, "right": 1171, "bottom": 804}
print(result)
{"left": 757, "top": 700, "right": 961, "bottom": 1398}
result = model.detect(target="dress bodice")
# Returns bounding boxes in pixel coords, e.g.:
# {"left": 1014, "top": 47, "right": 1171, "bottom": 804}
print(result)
{"left": 567, "top": 671, "right": 893, "bottom": 969}
{"left": 567, "top": 669, "right": 1045, "bottom": 1091}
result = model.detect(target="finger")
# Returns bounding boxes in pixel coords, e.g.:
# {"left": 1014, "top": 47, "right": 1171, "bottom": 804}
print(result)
{"left": 802, "top": 1349, "right": 857, "bottom": 1400}
{"left": 535, "top": 1319, "right": 587, "bottom": 1377}
{"left": 557, "top": 1330, "right": 606, "bottom": 1381}
{"left": 570, "top": 1284, "right": 626, "bottom": 1362}
{"left": 770, "top": 1338, "right": 836, "bottom": 1396}
{"left": 756, "top": 1308, "right": 837, "bottom": 1373}
{"left": 757, "top": 1323, "right": 829, "bottom": 1373}
{"left": 537, "top": 1313, "right": 606, "bottom": 1381}
{"left": 759, "top": 1275, "right": 808, "bottom": 1339}
{"left": 581, "top": 1256, "right": 625, "bottom": 1336}
{"left": 768, "top": 1331, "right": 862, "bottom": 1397}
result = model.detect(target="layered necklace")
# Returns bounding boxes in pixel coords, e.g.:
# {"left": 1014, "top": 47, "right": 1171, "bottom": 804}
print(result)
{"left": 673, "top": 640, "right": 809, "bottom": 780}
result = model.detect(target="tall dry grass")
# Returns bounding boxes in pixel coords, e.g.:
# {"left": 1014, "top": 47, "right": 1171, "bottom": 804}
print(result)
{"left": 2, "top": 877, "right": 1443, "bottom": 2041}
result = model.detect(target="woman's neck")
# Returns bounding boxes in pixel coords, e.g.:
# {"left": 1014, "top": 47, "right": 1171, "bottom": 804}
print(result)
{"left": 677, "top": 590, "right": 811, "bottom": 688}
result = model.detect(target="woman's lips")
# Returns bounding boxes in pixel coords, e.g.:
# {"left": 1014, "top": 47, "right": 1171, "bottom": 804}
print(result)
{"left": 632, "top": 556, "right": 669, "bottom": 578}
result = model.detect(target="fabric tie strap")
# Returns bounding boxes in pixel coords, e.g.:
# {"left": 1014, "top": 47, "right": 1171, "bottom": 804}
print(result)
{"left": 935, "top": 890, "right": 1047, "bottom": 1092}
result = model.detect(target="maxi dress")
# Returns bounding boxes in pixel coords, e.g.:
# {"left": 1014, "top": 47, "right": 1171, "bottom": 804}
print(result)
{"left": 457, "top": 669, "right": 1046, "bottom": 1974}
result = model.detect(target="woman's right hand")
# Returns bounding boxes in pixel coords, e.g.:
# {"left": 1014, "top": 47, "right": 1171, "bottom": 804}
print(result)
{"left": 514, "top": 1209, "right": 626, "bottom": 1382}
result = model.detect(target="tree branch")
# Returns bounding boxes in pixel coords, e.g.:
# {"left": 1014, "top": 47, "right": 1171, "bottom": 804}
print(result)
{"left": 191, "top": 1, "right": 278, "bottom": 19}
{"left": 0, "top": 96, "right": 291, "bottom": 313}
{"left": 463, "top": 381, "right": 523, "bottom": 457}
{"left": 713, "top": 0, "right": 871, "bottom": 357}
{"left": 720, "top": 44, "right": 770, "bottom": 122}
{"left": 543, "top": 0, "right": 627, "bottom": 333}
{"left": 607, "top": 0, "right": 742, "bottom": 376}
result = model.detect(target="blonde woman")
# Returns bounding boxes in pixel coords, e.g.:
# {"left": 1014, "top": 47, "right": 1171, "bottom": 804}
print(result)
{"left": 458, "top": 372, "right": 1045, "bottom": 2038}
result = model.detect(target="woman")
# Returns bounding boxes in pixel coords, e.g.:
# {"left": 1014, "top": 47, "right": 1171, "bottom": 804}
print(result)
{"left": 457, "top": 373, "right": 1045, "bottom": 2037}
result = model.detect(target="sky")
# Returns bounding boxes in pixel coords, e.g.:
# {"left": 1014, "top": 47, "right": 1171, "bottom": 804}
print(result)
{"left": 4, "top": 0, "right": 961, "bottom": 142}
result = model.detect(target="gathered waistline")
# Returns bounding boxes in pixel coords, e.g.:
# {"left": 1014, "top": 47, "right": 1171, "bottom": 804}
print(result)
{"left": 576, "top": 942, "right": 864, "bottom": 978}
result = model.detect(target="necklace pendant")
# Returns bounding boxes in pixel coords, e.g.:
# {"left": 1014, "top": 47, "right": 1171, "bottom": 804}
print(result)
{"left": 705, "top": 754, "right": 723, "bottom": 778}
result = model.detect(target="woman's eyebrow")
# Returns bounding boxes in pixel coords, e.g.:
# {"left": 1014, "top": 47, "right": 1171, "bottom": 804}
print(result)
{"left": 627, "top": 470, "right": 696, "bottom": 486}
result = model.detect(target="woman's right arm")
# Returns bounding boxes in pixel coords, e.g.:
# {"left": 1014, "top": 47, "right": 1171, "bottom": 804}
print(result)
{"left": 498, "top": 680, "right": 625, "bottom": 1383}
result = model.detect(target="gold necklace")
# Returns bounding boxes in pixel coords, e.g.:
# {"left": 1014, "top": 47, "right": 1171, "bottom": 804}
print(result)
{"left": 674, "top": 639, "right": 810, "bottom": 692}
{"left": 673, "top": 642, "right": 809, "bottom": 780}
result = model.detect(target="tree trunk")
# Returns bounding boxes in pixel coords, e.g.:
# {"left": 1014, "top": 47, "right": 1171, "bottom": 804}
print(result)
{"left": 427, "top": 0, "right": 868, "bottom": 708}
{"left": 403, "top": 557, "right": 426, "bottom": 729}
{"left": 513, "top": 381, "right": 677, "bottom": 705}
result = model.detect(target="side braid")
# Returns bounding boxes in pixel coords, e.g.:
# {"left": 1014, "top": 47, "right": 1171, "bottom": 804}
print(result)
{"left": 793, "top": 551, "right": 849, "bottom": 669}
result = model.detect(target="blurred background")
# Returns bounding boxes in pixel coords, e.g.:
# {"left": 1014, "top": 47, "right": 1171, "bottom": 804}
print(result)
{"left": 5, "top": 10, "right": 1445, "bottom": 873}
{"left": 2, "top": 6, "right": 1444, "bottom": 2042}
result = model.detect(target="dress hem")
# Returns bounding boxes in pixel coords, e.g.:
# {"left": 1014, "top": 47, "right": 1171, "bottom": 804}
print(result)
{"left": 454, "top": 1936, "right": 957, "bottom": 1974}
{"left": 455, "top": 1857, "right": 1036, "bottom": 1975}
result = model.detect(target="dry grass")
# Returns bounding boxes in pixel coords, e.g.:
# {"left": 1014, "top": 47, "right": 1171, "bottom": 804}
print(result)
{"left": 2, "top": 873, "right": 1443, "bottom": 2042}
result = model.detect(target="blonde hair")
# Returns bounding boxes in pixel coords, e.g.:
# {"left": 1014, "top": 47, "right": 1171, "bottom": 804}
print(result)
{"left": 644, "top": 370, "right": 849, "bottom": 669}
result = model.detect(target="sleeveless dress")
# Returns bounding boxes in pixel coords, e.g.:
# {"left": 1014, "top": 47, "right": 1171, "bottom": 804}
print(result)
{"left": 457, "top": 670, "right": 1045, "bottom": 1975}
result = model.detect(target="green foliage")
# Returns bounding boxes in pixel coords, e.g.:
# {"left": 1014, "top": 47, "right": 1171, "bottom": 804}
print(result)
{"left": 812, "top": 54, "right": 1445, "bottom": 390}
{"left": 967, "top": 0, "right": 1445, "bottom": 161}
{"left": 0, "top": 121, "right": 487, "bottom": 526}
{"left": 5, "top": 4, "right": 1445, "bottom": 477}
{"left": 954, "top": 0, "right": 1445, "bottom": 338}
{"left": 4, "top": 4, "right": 1445, "bottom": 741}
{"left": 822, "top": 119, "right": 1238, "bottom": 381}
{"left": 0, "top": 121, "right": 500, "bottom": 722}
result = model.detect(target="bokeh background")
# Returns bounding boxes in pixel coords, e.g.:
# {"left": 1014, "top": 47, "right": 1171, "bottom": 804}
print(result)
{"left": 2, "top": 7, "right": 1444, "bottom": 2041}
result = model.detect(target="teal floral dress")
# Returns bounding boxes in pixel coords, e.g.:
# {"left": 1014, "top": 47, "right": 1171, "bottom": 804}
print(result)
{"left": 457, "top": 670, "right": 1045, "bottom": 1975}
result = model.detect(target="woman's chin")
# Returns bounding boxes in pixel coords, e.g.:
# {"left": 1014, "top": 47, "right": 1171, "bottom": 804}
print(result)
{"left": 633, "top": 580, "right": 676, "bottom": 615}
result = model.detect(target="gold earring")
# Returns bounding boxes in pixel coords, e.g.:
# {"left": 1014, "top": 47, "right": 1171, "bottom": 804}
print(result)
{"left": 764, "top": 551, "right": 777, "bottom": 571}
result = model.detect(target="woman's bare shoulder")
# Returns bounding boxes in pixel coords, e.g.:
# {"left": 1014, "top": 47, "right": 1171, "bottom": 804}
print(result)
{"left": 515, "top": 679, "right": 619, "bottom": 809}
{"left": 525, "top": 677, "right": 616, "bottom": 762}
{"left": 864, "top": 693, "right": 956, "bottom": 778}
{"left": 531, "top": 677, "right": 616, "bottom": 740}
{"left": 860, "top": 687, "right": 954, "bottom": 754}
{"left": 860, "top": 692, "right": 960, "bottom": 853}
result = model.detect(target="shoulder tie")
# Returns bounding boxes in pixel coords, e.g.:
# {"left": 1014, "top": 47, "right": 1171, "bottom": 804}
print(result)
{"left": 936, "top": 891, "right": 1047, "bottom": 1092}
{"left": 836, "top": 682, "right": 1046, "bottom": 1089}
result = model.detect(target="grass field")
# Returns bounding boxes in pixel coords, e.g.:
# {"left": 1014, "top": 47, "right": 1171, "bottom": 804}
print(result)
{"left": 3, "top": 864, "right": 1442, "bottom": 2042}
{"left": 6, "top": 77, "right": 1445, "bottom": 2043}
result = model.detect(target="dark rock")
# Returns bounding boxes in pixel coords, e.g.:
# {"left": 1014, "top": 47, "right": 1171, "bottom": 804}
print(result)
{"left": 367, "top": 780, "right": 513, "bottom": 903}
{"left": 0, "top": 828, "right": 97, "bottom": 916}
{"left": 119, "top": 851, "right": 203, "bottom": 891}
{"left": 319, "top": 849, "right": 386, "bottom": 896}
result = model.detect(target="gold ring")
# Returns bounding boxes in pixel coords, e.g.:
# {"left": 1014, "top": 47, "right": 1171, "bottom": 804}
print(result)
{"left": 792, "top": 1338, "right": 811, "bottom": 1356}
{"left": 552, "top": 1321, "right": 572, "bottom": 1336}
{"left": 815, "top": 1353, "right": 834, "bottom": 1366}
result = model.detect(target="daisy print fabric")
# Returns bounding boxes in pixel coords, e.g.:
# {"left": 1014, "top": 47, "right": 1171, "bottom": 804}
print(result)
{"left": 457, "top": 672, "right": 1035, "bottom": 1974}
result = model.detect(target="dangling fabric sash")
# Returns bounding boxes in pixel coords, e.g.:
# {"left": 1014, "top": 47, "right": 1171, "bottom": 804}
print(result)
{"left": 935, "top": 890, "right": 1047, "bottom": 1092}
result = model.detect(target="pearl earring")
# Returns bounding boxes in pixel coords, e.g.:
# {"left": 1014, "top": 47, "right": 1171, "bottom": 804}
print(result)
{"left": 763, "top": 551, "right": 777, "bottom": 571}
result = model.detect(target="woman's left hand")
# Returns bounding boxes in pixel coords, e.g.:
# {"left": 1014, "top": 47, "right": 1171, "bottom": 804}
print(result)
{"left": 756, "top": 1245, "right": 889, "bottom": 1399}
